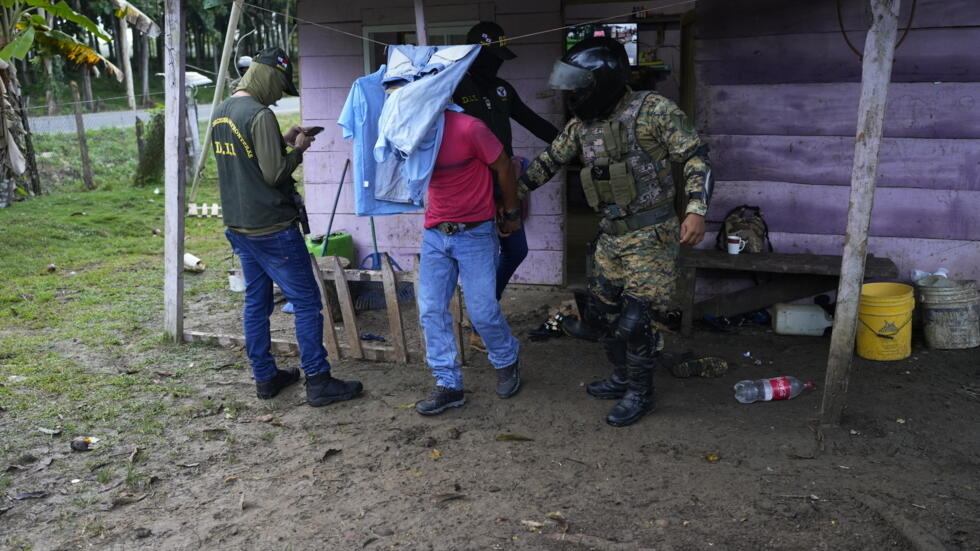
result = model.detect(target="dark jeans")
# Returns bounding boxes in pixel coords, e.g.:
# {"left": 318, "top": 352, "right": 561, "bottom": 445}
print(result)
{"left": 496, "top": 226, "right": 528, "bottom": 300}
{"left": 225, "top": 226, "right": 331, "bottom": 382}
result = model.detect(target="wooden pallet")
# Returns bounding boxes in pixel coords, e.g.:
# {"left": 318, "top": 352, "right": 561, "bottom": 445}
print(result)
{"left": 183, "top": 253, "right": 466, "bottom": 366}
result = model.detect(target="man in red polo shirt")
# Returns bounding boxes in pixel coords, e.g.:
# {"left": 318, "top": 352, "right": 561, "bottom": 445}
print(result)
{"left": 414, "top": 110, "right": 523, "bottom": 415}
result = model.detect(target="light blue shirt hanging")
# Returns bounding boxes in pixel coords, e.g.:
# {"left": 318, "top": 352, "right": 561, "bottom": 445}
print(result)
{"left": 337, "top": 66, "right": 418, "bottom": 216}
{"left": 374, "top": 43, "right": 478, "bottom": 162}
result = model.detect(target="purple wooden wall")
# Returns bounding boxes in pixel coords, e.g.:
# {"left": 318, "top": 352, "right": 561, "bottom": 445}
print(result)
{"left": 295, "top": 0, "right": 565, "bottom": 284}
{"left": 695, "top": 0, "right": 980, "bottom": 286}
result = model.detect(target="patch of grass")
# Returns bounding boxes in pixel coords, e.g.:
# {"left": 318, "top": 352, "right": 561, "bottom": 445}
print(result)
{"left": 0, "top": 113, "right": 302, "bottom": 472}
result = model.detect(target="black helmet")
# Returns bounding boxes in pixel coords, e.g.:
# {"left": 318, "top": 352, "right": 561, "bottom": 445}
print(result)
{"left": 548, "top": 37, "right": 629, "bottom": 121}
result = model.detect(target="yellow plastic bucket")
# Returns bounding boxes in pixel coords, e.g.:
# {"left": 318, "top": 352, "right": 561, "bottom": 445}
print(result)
{"left": 856, "top": 282, "right": 914, "bottom": 361}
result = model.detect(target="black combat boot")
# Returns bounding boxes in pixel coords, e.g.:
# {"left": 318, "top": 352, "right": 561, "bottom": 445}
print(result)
{"left": 586, "top": 339, "right": 628, "bottom": 399}
{"left": 305, "top": 372, "right": 363, "bottom": 407}
{"left": 605, "top": 353, "right": 656, "bottom": 427}
{"left": 561, "top": 290, "right": 616, "bottom": 341}
{"left": 255, "top": 368, "right": 301, "bottom": 399}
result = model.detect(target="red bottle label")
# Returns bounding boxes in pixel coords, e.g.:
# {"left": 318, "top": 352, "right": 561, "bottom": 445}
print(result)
{"left": 769, "top": 377, "right": 792, "bottom": 400}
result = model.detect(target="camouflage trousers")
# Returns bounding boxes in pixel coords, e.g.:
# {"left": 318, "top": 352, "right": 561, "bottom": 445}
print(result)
{"left": 589, "top": 216, "right": 680, "bottom": 311}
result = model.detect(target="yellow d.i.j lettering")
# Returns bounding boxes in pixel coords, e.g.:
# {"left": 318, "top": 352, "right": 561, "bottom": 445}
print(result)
{"left": 211, "top": 117, "right": 254, "bottom": 159}
{"left": 214, "top": 141, "right": 237, "bottom": 156}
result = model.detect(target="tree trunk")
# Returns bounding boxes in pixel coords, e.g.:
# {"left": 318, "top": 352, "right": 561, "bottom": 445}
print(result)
{"left": 0, "top": 64, "right": 30, "bottom": 206}
{"left": 119, "top": 16, "right": 136, "bottom": 110}
{"left": 139, "top": 32, "right": 151, "bottom": 107}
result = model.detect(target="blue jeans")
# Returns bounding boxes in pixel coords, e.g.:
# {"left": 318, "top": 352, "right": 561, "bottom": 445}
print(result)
{"left": 225, "top": 226, "right": 331, "bottom": 382}
{"left": 496, "top": 227, "right": 528, "bottom": 300}
{"left": 418, "top": 222, "right": 520, "bottom": 390}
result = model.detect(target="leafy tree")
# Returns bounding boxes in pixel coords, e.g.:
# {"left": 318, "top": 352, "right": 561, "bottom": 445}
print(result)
{"left": 0, "top": 0, "right": 119, "bottom": 204}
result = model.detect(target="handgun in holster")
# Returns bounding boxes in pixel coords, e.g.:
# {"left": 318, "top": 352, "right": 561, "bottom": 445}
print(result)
{"left": 292, "top": 191, "right": 310, "bottom": 235}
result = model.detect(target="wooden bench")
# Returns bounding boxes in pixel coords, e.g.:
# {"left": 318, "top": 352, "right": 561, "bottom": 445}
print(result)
{"left": 674, "top": 249, "right": 899, "bottom": 335}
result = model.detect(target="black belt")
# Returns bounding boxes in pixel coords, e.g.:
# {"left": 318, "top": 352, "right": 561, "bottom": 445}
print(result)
{"left": 602, "top": 202, "right": 675, "bottom": 236}
{"left": 434, "top": 220, "right": 489, "bottom": 235}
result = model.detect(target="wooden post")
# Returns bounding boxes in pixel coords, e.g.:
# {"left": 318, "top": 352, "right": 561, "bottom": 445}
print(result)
{"left": 380, "top": 253, "right": 408, "bottom": 364}
{"left": 413, "top": 0, "right": 428, "bottom": 46}
{"left": 135, "top": 117, "right": 145, "bottom": 164}
{"left": 820, "top": 0, "right": 901, "bottom": 426}
{"left": 163, "top": 0, "right": 186, "bottom": 341}
{"left": 189, "top": 0, "right": 244, "bottom": 203}
{"left": 118, "top": 15, "right": 136, "bottom": 111}
{"left": 69, "top": 82, "right": 95, "bottom": 190}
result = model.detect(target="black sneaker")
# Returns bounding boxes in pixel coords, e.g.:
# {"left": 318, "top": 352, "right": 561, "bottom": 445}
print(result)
{"left": 255, "top": 368, "right": 301, "bottom": 399}
{"left": 495, "top": 361, "right": 521, "bottom": 398}
{"left": 415, "top": 386, "right": 465, "bottom": 415}
{"left": 305, "top": 372, "right": 363, "bottom": 407}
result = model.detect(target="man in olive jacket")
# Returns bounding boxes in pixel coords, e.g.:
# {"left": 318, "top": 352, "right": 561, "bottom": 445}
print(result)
{"left": 211, "top": 47, "right": 362, "bottom": 406}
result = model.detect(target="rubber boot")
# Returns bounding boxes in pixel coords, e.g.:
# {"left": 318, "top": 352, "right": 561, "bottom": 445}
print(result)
{"left": 586, "top": 339, "right": 628, "bottom": 399}
{"left": 606, "top": 353, "right": 655, "bottom": 427}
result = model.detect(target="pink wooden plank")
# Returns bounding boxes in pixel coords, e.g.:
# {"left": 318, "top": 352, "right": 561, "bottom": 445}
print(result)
{"left": 521, "top": 172, "right": 563, "bottom": 216}
{"left": 500, "top": 77, "right": 564, "bottom": 117}
{"left": 698, "top": 82, "right": 980, "bottom": 139}
{"left": 296, "top": 3, "right": 360, "bottom": 22}
{"left": 510, "top": 249, "right": 563, "bottom": 285}
{"left": 303, "top": 150, "right": 355, "bottom": 185}
{"left": 496, "top": 11, "right": 563, "bottom": 44}
{"left": 301, "top": 88, "right": 352, "bottom": 118}
{"left": 495, "top": 0, "right": 561, "bottom": 16}
{"left": 696, "top": 28, "right": 980, "bottom": 84}
{"left": 362, "top": 4, "right": 481, "bottom": 26}
{"left": 708, "top": 135, "right": 980, "bottom": 191}
{"left": 696, "top": 0, "right": 977, "bottom": 39}
{"left": 304, "top": 182, "right": 355, "bottom": 217}
{"left": 299, "top": 55, "right": 364, "bottom": 88}
{"left": 696, "top": 231, "right": 980, "bottom": 289}
{"left": 298, "top": 22, "right": 364, "bottom": 56}
{"left": 708, "top": 181, "right": 980, "bottom": 241}
{"left": 523, "top": 215, "right": 563, "bottom": 250}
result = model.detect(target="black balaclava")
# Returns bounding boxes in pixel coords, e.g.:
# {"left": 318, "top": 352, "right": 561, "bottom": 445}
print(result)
{"left": 470, "top": 47, "right": 504, "bottom": 85}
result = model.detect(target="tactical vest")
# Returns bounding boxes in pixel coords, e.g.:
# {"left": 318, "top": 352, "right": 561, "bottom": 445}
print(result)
{"left": 211, "top": 96, "right": 298, "bottom": 230}
{"left": 578, "top": 91, "right": 674, "bottom": 226}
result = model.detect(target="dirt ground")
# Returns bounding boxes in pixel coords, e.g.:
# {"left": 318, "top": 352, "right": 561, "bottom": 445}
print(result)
{"left": 3, "top": 282, "right": 979, "bottom": 551}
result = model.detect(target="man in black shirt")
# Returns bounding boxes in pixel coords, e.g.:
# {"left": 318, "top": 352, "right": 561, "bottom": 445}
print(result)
{"left": 453, "top": 22, "right": 560, "bottom": 351}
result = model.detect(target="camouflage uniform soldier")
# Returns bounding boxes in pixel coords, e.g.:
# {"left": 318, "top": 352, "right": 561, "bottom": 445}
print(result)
{"left": 520, "top": 37, "right": 712, "bottom": 426}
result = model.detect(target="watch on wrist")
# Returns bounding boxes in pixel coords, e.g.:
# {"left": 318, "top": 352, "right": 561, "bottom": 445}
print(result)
{"left": 502, "top": 208, "right": 521, "bottom": 222}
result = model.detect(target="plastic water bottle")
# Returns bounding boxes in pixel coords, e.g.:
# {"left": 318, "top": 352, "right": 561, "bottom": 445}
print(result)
{"left": 734, "top": 376, "right": 814, "bottom": 404}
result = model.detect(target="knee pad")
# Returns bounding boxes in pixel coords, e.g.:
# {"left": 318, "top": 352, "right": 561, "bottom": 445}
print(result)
{"left": 613, "top": 293, "right": 650, "bottom": 342}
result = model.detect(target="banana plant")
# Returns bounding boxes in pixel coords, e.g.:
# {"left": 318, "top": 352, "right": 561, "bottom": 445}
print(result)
{"left": 0, "top": 0, "right": 121, "bottom": 80}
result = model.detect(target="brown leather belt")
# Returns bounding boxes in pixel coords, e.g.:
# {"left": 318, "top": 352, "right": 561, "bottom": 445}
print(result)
{"left": 435, "top": 220, "right": 489, "bottom": 235}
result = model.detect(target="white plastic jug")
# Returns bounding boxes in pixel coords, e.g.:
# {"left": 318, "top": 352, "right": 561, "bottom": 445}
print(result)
{"left": 772, "top": 303, "right": 833, "bottom": 336}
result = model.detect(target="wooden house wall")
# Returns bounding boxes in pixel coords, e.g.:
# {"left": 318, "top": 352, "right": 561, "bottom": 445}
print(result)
{"left": 296, "top": 1, "right": 565, "bottom": 283}
{"left": 695, "top": 0, "right": 980, "bottom": 285}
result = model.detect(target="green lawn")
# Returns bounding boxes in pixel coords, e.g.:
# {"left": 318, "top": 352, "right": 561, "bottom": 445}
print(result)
{"left": 0, "top": 113, "right": 300, "bottom": 452}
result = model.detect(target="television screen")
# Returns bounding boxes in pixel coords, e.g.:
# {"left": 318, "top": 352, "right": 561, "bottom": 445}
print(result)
{"left": 565, "top": 23, "right": 638, "bottom": 66}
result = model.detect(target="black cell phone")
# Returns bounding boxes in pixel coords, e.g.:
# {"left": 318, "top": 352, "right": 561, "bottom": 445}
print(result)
{"left": 303, "top": 126, "right": 324, "bottom": 137}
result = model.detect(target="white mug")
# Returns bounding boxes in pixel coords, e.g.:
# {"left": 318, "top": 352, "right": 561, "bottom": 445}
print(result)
{"left": 726, "top": 235, "right": 746, "bottom": 255}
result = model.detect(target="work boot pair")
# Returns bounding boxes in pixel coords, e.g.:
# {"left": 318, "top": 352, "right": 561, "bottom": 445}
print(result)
{"left": 255, "top": 368, "right": 363, "bottom": 407}
{"left": 415, "top": 360, "right": 521, "bottom": 415}
{"left": 587, "top": 341, "right": 655, "bottom": 426}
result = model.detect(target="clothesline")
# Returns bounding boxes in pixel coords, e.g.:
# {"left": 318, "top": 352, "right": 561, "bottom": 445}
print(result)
{"left": 242, "top": 0, "right": 697, "bottom": 50}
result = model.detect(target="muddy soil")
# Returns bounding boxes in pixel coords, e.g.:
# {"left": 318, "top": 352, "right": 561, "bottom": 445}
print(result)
{"left": 3, "top": 284, "right": 979, "bottom": 550}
